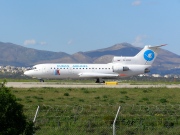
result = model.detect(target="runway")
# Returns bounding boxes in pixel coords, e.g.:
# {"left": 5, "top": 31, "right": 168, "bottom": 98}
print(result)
{"left": 5, "top": 82, "right": 180, "bottom": 88}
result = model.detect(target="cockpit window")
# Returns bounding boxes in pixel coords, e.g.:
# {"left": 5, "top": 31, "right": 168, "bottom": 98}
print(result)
{"left": 33, "top": 67, "right": 37, "bottom": 70}
{"left": 26, "top": 66, "right": 37, "bottom": 70}
{"left": 26, "top": 67, "right": 32, "bottom": 70}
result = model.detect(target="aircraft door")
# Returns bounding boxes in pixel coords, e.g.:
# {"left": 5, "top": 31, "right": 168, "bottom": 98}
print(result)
{"left": 68, "top": 66, "right": 76, "bottom": 78}
{"left": 92, "top": 67, "right": 96, "bottom": 72}
{"left": 42, "top": 66, "right": 48, "bottom": 73}
{"left": 68, "top": 66, "right": 74, "bottom": 74}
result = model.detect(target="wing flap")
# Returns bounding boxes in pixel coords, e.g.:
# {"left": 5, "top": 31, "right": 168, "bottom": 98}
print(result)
{"left": 78, "top": 73, "right": 118, "bottom": 78}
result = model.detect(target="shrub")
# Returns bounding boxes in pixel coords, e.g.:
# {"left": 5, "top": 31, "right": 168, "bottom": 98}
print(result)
{"left": 125, "top": 96, "right": 130, "bottom": 100}
{"left": 64, "top": 93, "right": 70, "bottom": 96}
{"left": 16, "top": 98, "right": 22, "bottom": 101}
{"left": 120, "top": 91, "right": 127, "bottom": 94}
{"left": 94, "top": 96, "right": 100, "bottom": 99}
{"left": 103, "top": 95, "right": 108, "bottom": 99}
{"left": 142, "top": 97, "right": 149, "bottom": 101}
{"left": 119, "top": 100, "right": 125, "bottom": 103}
{"left": 83, "top": 90, "right": 89, "bottom": 93}
{"left": 159, "top": 98, "right": 168, "bottom": 103}
{"left": 0, "top": 80, "right": 35, "bottom": 135}
{"left": 79, "top": 99, "right": 84, "bottom": 102}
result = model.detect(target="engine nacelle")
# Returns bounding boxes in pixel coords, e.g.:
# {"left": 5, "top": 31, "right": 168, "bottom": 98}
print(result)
{"left": 113, "top": 64, "right": 129, "bottom": 72}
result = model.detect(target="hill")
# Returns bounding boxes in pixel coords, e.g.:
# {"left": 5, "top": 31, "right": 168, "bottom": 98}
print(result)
{"left": 0, "top": 42, "right": 179, "bottom": 75}
{"left": 0, "top": 42, "right": 70, "bottom": 66}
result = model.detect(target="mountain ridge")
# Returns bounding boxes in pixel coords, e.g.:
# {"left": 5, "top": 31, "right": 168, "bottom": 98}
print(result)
{"left": 0, "top": 42, "right": 179, "bottom": 75}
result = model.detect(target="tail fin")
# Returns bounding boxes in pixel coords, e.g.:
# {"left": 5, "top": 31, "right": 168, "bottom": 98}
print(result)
{"left": 134, "top": 44, "right": 167, "bottom": 65}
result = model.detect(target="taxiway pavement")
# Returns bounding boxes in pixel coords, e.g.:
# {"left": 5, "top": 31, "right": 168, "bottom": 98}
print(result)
{"left": 6, "top": 82, "right": 180, "bottom": 88}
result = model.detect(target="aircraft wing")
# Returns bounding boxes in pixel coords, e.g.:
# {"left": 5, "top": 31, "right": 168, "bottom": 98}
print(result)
{"left": 78, "top": 73, "right": 119, "bottom": 78}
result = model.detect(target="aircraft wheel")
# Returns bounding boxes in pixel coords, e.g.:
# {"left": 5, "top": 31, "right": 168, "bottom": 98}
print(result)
{"left": 39, "top": 79, "right": 44, "bottom": 82}
{"left": 95, "top": 78, "right": 105, "bottom": 83}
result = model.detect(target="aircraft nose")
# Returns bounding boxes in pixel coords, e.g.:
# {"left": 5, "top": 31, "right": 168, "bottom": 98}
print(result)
{"left": 24, "top": 71, "right": 31, "bottom": 76}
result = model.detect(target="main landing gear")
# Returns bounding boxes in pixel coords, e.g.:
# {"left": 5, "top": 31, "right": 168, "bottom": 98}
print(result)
{"left": 39, "top": 79, "right": 44, "bottom": 82}
{"left": 95, "top": 78, "right": 105, "bottom": 83}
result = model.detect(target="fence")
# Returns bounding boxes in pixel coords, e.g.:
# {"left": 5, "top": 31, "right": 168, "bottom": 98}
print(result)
{"left": 24, "top": 104, "right": 180, "bottom": 135}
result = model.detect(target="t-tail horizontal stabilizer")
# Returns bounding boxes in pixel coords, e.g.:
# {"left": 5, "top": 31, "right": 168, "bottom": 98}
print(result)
{"left": 112, "top": 44, "right": 167, "bottom": 65}
{"left": 148, "top": 44, "right": 167, "bottom": 48}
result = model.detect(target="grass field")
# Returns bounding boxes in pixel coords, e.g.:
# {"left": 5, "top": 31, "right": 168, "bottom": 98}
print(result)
{"left": 10, "top": 86, "right": 180, "bottom": 134}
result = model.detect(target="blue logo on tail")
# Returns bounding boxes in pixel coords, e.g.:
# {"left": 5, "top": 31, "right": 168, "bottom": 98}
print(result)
{"left": 144, "top": 50, "right": 155, "bottom": 61}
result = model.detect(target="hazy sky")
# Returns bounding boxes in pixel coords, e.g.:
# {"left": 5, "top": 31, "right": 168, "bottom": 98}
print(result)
{"left": 0, "top": 0, "right": 180, "bottom": 54}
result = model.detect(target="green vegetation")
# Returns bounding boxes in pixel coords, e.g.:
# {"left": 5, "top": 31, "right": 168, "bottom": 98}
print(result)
{"left": 9, "top": 86, "right": 180, "bottom": 134}
{"left": 0, "top": 80, "right": 34, "bottom": 135}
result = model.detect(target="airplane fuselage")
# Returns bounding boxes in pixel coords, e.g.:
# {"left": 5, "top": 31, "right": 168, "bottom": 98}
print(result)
{"left": 24, "top": 45, "right": 166, "bottom": 82}
{"left": 25, "top": 63, "right": 150, "bottom": 79}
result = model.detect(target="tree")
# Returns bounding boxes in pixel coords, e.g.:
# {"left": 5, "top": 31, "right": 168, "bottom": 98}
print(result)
{"left": 0, "top": 80, "right": 34, "bottom": 135}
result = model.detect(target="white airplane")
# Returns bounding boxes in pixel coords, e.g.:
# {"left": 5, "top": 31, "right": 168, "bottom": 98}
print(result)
{"left": 24, "top": 44, "right": 166, "bottom": 83}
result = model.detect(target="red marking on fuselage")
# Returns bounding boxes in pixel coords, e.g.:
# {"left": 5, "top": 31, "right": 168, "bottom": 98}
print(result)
{"left": 119, "top": 74, "right": 127, "bottom": 77}
{"left": 57, "top": 70, "right": 60, "bottom": 75}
